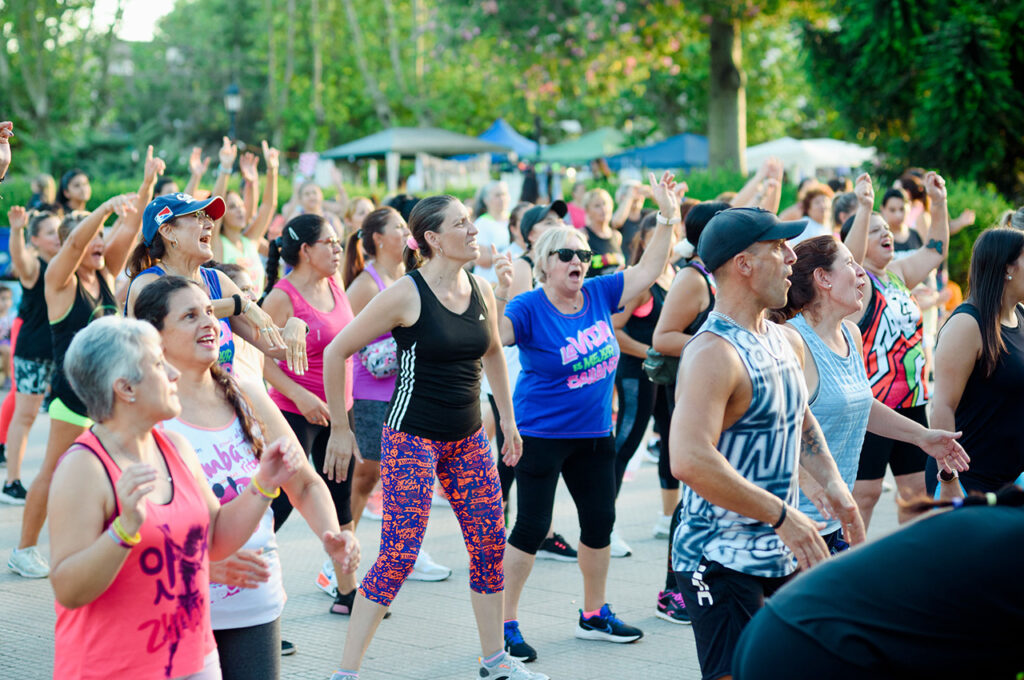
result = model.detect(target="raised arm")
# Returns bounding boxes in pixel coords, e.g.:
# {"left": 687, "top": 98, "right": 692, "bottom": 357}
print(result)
{"left": 238, "top": 152, "right": 259, "bottom": 225}
{"left": 212, "top": 137, "right": 237, "bottom": 202}
{"left": 243, "top": 142, "right": 279, "bottom": 242}
{"left": 620, "top": 171, "right": 678, "bottom": 305}
{"left": 104, "top": 147, "right": 165, "bottom": 278}
{"left": 7, "top": 206, "right": 40, "bottom": 286}
{"left": 493, "top": 247, "right": 518, "bottom": 346}
{"left": 651, "top": 268, "right": 709, "bottom": 357}
{"left": 611, "top": 185, "right": 637, "bottom": 230}
{"left": 890, "top": 172, "right": 949, "bottom": 290}
{"left": 46, "top": 194, "right": 137, "bottom": 293}
{"left": 183, "top": 146, "right": 209, "bottom": 197}
{"left": 0, "top": 121, "right": 12, "bottom": 180}
{"left": 730, "top": 158, "right": 771, "bottom": 208}
{"left": 845, "top": 173, "right": 875, "bottom": 264}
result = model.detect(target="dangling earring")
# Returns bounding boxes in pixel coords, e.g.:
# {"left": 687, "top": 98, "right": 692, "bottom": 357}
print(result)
{"left": 170, "top": 239, "right": 178, "bottom": 249}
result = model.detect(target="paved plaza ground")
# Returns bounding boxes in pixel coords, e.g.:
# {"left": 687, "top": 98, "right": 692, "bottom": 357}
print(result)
{"left": 0, "top": 411, "right": 900, "bottom": 679}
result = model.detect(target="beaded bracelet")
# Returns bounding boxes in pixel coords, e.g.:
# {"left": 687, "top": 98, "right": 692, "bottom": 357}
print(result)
{"left": 250, "top": 476, "right": 281, "bottom": 500}
{"left": 111, "top": 517, "right": 141, "bottom": 546}
{"left": 107, "top": 526, "right": 133, "bottom": 549}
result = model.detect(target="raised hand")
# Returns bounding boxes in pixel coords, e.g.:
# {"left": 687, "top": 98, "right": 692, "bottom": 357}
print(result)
{"left": 255, "top": 436, "right": 304, "bottom": 491}
{"left": 209, "top": 549, "right": 271, "bottom": 589}
{"left": 261, "top": 140, "right": 280, "bottom": 173}
{"left": 238, "top": 152, "right": 259, "bottom": 184}
{"left": 492, "top": 245, "right": 513, "bottom": 297}
{"left": 104, "top": 193, "right": 140, "bottom": 217}
{"left": 924, "top": 171, "right": 947, "bottom": 203}
{"left": 854, "top": 172, "right": 874, "bottom": 208}
{"left": 143, "top": 145, "right": 166, "bottom": 184}
{"left": 189, "top": 146, "right": 210, "bottom": 177}
{"left": 648, "top": 171, "right": 680, "bottom": 220}
{"left": 114, "top": 462, "right": 159, "bottom": 535}
{"left": 0, "top": 121, "right": 13, "bottom": 179}
{"left": 219, "top": 136, "right": 238, "bottom": 171}
{"left": 7, "top": 206, "right": 27, "bottom": 231}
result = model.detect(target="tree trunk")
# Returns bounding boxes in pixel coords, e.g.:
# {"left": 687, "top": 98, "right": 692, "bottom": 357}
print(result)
{"left": 279, "top": 0, "right": 296, "bottom": 148}
{"left": 266, "top": 0, "right": 282, "bottom": 148}
{"left": 708, "top": 17, "right": 747, "bottom": 174}
{"left": 307, "top": 0, "right": 324, "bottom": 150}
{"left": 341, "top": 0, "right": 394, "bottom": 126}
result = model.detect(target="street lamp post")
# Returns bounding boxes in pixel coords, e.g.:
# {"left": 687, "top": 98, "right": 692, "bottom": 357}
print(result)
{"left": 224, "top": 82, "right": 242, "bottom": 140}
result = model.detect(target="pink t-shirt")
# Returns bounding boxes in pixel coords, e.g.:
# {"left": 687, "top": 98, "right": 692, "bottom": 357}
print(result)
{"left": 54, "top": 428, "right": 215, "bottom": 680}
{"left": 268, "top": 276, "right": 354, "bottom": 414}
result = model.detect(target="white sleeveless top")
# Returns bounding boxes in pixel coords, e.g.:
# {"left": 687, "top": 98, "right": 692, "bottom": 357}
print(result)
{"left": 161, "top": 415, "right": 285, "bottom": 630}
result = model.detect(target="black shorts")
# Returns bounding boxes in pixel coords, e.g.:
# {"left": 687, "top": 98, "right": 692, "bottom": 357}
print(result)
{"left": 856, "top": 404, "right": 928, "bottom": 480}
{"left": 676, "top": 559, "right": 791, "bottom": 680}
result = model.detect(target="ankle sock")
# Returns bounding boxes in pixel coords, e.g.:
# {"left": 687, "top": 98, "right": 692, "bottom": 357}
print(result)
{"left": 582, "top": 607, "right": 602, "bottom": 619}
{"left": 481, "top": 650, "right": 505, "bottom": 667}
{"left": 330, "top": 672, "right": 358, "bottom": 679}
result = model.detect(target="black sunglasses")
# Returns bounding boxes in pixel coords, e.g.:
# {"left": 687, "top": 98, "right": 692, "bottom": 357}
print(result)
{"left": 554, "top": 248, "right": 593, "bottom": 263}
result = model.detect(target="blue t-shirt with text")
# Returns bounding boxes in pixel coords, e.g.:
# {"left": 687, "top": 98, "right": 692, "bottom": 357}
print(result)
{"left": 505, "top": 272, "right": 623, "bottom": 438}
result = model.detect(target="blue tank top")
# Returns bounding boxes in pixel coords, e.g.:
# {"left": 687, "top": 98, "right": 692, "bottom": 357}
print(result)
{"left": 128, "top": 266, "right": 235, "bottom": 372}
{"left": 673, "top": 312, "right": 807, "bottom": 578}
{"left": 790, "top": 314, "right": 873, "bottom": 534}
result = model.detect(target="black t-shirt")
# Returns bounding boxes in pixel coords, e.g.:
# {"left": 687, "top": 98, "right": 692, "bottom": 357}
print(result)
{"left": 584, "top": 226, "right": 624, "bottom": 278}
{"left": 14, "top": 257, "right": 54, "bottom": 361}
{"left": 619, "top": 283, "right": 667, "bottom": 374}
{"left": 764, "top": 506, "right": 1024, "bottom": 678}
{"left": 946, "top": 303, "right": 1024, "bottom": 492}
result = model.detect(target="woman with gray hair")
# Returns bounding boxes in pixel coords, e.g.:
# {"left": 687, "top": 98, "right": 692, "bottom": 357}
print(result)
{"left": 48, "top": 316, "right": 311, "bottom": 679}
{"left": 494, "top": 172, "right": 680, "bottom": 662}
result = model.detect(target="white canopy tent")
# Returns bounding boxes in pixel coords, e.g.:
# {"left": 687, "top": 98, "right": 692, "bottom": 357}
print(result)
{"left": 745, "top": 137, "right": 877, "bottom": 182}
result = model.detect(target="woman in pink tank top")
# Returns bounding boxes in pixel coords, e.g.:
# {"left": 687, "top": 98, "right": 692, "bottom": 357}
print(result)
{"left": 262, "top": 214, "right": 361, "bottom": 614}
{"left": 48, "top": 316, "right": 307, "bottom": 680}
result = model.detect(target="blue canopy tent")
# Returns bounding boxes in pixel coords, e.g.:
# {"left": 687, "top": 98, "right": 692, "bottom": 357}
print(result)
{"left": 478, "top": 118, "right": 538, "bottom": 162}
{"left": 604, "top": 133, "right": 709, "bottom": 171}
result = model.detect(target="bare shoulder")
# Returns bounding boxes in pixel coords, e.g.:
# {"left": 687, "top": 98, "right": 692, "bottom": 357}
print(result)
{"left": 680, "top": 332, "right": 741, "bottom": 377}
{"left": 470, "top": 272, "right": 495, "bottom": 300}
{"left": 936, "top": 308, "right": 982, "bottom": 348}
{"left": 842, "top": 319, "right": 865, "bottom": 355}
{"left": 775, "top": 321, "right": 806, "bottom": 364}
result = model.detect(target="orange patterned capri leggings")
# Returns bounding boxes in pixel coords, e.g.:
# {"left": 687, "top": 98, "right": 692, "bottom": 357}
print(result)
{"left": 360, "top": 424, "right": 506, "bottom": 606}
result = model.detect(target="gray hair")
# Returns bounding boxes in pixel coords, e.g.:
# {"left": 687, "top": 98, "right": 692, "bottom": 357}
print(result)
{"left": 532, "top": 226, "right": 589, "bottom": 283}
{"left": 999, "top": 207, "right": 1024, "bottom": 231}
{"left": 832, "top": 192, "right": 858, "bottom": 227}
{"left": 65, "top": 316, "right": 162, "bottom": 422}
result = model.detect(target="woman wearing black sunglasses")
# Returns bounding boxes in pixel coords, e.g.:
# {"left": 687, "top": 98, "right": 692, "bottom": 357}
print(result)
{"left": 494, "top": 172, "right": 681, "bottom": 661}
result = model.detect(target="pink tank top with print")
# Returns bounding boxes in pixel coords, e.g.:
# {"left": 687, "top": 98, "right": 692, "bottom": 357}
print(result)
{"left": 54, "top": 428, "right": 215, "bottom": 680}
{"left": 352, "top": 263, "right": 398, "bottom": 402}
{"left": 268, "top": 276, "right": 354, "bottom": 414}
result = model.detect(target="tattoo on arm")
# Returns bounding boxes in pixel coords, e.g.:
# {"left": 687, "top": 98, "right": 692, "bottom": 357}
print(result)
{"left": 801, "top": 417, "right": 829, "bottom": 459}
{"left": 927, "top": 239, "right": 944, "bottom": 255}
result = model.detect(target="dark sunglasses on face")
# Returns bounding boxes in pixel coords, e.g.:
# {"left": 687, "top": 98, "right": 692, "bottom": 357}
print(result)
{"left": 554, "top": 248, "right": 593, "bottom": 263}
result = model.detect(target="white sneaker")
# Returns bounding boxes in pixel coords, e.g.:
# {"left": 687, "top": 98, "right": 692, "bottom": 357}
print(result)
{"left": 316, "top": 557, "right": 338, "bottom": 598}
{"left": 408, "top": 549, "right": 451, "bottom": 581}
{"left": 642, "top": 438, "right": 660, "bottom": 464}
{"left": 479, "top": 652, "right": 550, "bottom": 680}
{"left": 8, "top": 546, "right": 49, "bottom": 578}
{"left": 609, "top": 531, "right": 632, "bottom": 558}
{"left": 652, "top": 514, "right": 672, "bottom": 540}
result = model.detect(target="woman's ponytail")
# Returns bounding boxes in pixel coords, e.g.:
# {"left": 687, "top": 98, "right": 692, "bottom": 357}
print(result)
{"left": 343, "top": 230, "right": 364, "bottom": 288}
{"left": 264, "top": 237, "right": 283, "bottom": 296}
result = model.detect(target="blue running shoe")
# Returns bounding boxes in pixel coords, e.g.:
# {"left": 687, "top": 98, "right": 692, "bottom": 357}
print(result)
{"left": 575, "top": 603, "right": 643, "bottom": 643}
{"left": 503, "top": 620, "right": 537, "bottom": 662}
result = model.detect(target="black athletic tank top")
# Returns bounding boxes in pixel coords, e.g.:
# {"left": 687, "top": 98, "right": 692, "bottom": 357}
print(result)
{"left": 585, "top": 226, "right": 624, "bottom": 278}
{"left": 386, "top": 269, "right": 491, "bottom": 441}
{"left": 14, "top": 257, "right": 53, "bottom": 361}
{"left": 50, "top": 274, "right": 119, "bottom": 417}
{"left": 620, "top": 283, "right": 668, "bottom": 373}
{"left": 947, "top": 303, "right": 1024, "bottom": 492}
{"left": 684, "top": 261, "right": 717, "bottom": 335}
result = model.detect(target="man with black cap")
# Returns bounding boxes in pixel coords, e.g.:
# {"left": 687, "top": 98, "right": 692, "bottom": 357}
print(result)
{"left": 668, "top": 207, "right": 865, "bottom": 680}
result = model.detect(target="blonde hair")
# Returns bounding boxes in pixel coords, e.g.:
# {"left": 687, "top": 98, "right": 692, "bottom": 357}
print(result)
{"left": 583, "top": 188, "right": 613, "bottom": 214}
{"left": 532, "top": 226, "right": 589, "bottom": 283}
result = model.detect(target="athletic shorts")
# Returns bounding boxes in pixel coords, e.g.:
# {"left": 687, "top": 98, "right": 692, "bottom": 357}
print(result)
{"left": 352, "top": 399, "right": 388, "bottom": 463}
{"left": 13, "top": 356, "right": 54, "bottom": 395}
{"left": 48, "top": 397, "right": 92, "bottom": 428}
{"left": 676, "top": 559, "right": 792, "bottom": 680}
{"left": 856, "top": 404, "right": 928, "bottom": 480}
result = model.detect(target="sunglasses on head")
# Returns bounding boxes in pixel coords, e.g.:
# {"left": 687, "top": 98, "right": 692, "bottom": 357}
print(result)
{"left": 553, "top": 248, "right": 593, "bottom": 263}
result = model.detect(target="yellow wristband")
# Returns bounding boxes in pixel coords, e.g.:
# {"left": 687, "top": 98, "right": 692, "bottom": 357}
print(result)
{"left": 112, "top": 517, "right": 141, "bottom": 546}
{"left": 250, "top": 476, "right": 281, "bottom": 500}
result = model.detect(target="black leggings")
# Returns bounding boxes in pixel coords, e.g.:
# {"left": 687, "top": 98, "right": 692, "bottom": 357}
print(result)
{"left": 213, "top": 618, "right": 281, "bottom": 680}
{"left": 613, "top": 368, "right": 678, "bottom": 493}
{"left": 272, "top": 410, "right": 354, "bottom": 530}
{"left": 487, "top": 394, "right": 516, "bottom": 502}
{"left": 508, "top": 435, "right": 616, "bottom": 553}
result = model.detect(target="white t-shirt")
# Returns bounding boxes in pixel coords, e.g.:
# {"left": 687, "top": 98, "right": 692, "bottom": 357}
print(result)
{"left": 161, "top": 415, "right": 285, "bottom": 630}
{"left": 474, "top": 213, "right": 510, "bottom": 284}
{"left": 790, "top": 217, "right": 831, "bottom": 245}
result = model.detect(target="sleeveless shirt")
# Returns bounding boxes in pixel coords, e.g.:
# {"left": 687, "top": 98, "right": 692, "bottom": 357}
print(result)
{"left": 684, "top": 261, "right": 717, "bottom": 335}
{"left": 790, "top": 314, "right": 873, "bottom": 534}
{"left": 14, "top": 256, "right": 53, "bottom": 361}
{"left": 673, "top": 312, "right": 807, "bottom": 577}
{"left": 351, "top": 263, "right": 398, "bottom": 402}
{"left": 161, "top": 416, "right": 285, "bottom": 630}
{"left": 219, "top": 234, "right": 265, "bottom": 293}
{"left": 620, "top": 283, "right": 668, "bottom": 373}
{"left": 53, "top": 428, "right": 214, "bottom": 679}
{"left": 49, "top": 274, "right": 118, "bottom": 417}
{"left": 267, "top": 276, "right": 354, "bottom": 415}
{"left": 386, "top": 269, "right": 490, "bottom": 441}
{"left": 945, "top": 303, "right": 1024, "bottom": 492}
{"left": 858, "top": 269, "right": 928, "bottom": 408}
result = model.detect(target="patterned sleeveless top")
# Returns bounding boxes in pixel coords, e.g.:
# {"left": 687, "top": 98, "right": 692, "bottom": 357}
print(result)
{"left": 673, "top": 312, "right": 806, "bottom": 578}
{"left": 857, "top": 270, "right": 928, "bottom": 408}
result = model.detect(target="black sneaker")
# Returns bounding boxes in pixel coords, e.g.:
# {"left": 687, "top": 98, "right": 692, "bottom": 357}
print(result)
{"left": 331, "top": 589, "right": 391, "bottom": 618}
{"left": 655, "top": 589, "right": 691, "bottom": 625}
{"left": 503, "top": 619, "right": 537, "bottom": 662}
{"left": 575, "top": 604, "right": 643, "bottom": 643}
{"left": 1, "top": 479, "right": 27, "bottom": 505}
{"left": 536, "top": 533, "right": 577, "bottom": 562}
{"left": 280, "top": 639, "right": 296, "bottom": 656}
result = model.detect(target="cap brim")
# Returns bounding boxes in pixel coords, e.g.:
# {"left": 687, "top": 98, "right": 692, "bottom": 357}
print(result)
{"left": 762, "top": 218, "right": 808, "bottom": 242}
{"left": 180, "top": 196, "right": 226, "bottom": 221}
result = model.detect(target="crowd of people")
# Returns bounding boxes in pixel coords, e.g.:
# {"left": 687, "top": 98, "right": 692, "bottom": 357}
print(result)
{"left": 0, "top": 117, "right": 1021, "bottom": 680}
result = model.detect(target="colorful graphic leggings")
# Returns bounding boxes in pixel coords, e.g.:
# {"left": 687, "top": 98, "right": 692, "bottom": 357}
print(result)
{"left": 360, "top": 425, "right": 506, "bottom": 607}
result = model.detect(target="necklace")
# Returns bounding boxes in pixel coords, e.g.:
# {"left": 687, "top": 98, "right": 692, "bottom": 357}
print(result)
{"left": 94, "top": 424, "right": 173, "bottom": 484}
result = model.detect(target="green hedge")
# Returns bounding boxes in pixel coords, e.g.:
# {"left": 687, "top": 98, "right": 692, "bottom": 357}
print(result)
{"left": 944, "top": 179, "right": 1015, "bottom": 288}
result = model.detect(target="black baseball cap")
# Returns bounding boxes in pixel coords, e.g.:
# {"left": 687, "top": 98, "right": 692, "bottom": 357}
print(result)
{"left": 520, "top": 200, "right": 568, "bottom": 241}
{"left": 697, "top": 207, "right": 807, "bottom": 272}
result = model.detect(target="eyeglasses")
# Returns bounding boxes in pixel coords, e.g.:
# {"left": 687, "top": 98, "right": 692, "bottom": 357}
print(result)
{"left": 314, "top": 236, "right": 342, "bottom": 249}
{"left": 192, "top": 209, "right": 212, "bottom": 222}
{"left": 553, "top": 248, "right": 593, "bottom": 263}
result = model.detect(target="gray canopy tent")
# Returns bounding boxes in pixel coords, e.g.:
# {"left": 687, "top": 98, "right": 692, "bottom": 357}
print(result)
{"left": 320, "top": 127, "right": 511, "bottom": 192}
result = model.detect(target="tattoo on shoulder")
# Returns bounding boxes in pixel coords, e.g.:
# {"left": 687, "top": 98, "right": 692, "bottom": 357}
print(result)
{"left": 926, "top": 239, "right": 944, "bottom": 255}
